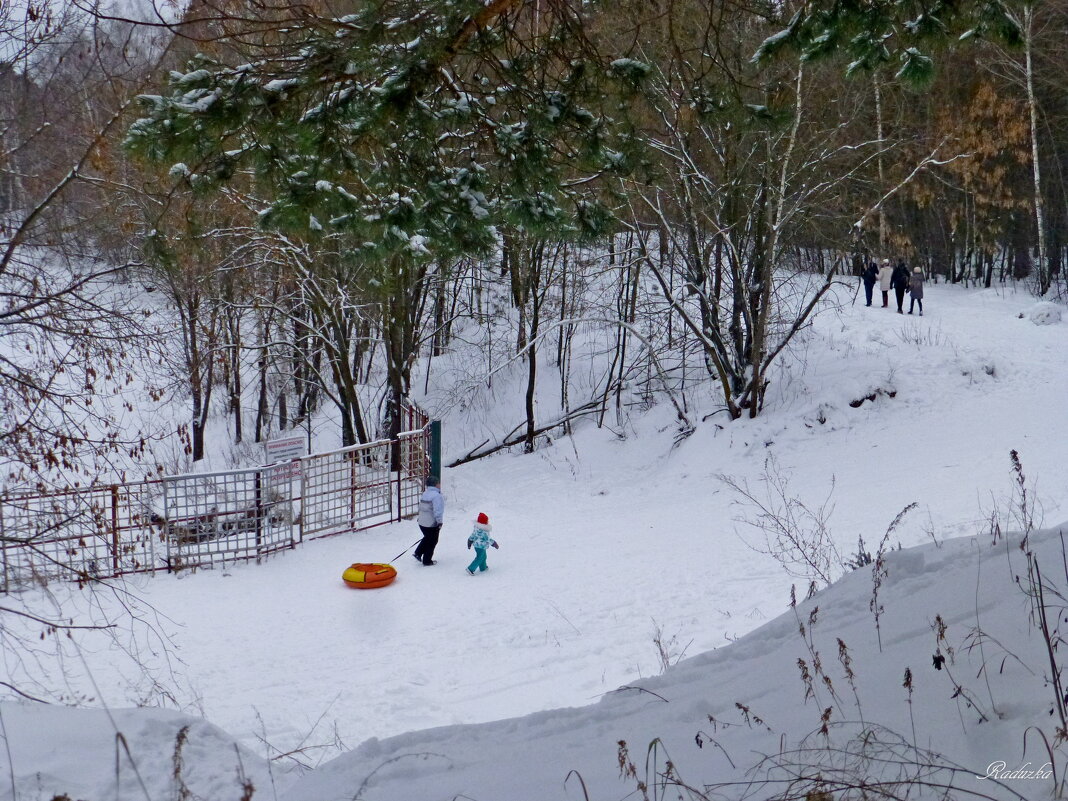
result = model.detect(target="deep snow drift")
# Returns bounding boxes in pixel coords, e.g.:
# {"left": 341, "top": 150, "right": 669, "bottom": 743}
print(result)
{"left": 2, "top": 280, "right": 1067, "bottom": 801}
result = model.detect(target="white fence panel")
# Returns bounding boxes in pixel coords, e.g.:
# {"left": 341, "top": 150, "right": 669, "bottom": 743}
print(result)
{"left": 162, "top": 468, "right": 295, "bottom": 570}
{"left": 300, "top": 441, "right": 393, "bottom": 539}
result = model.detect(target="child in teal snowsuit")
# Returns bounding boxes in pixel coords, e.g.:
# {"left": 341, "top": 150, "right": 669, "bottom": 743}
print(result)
{"left": 466, "top": 513, "right": 498, "bottom": 574}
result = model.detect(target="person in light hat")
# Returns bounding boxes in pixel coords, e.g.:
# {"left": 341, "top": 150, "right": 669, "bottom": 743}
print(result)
{"left": 466, "top": 512, "right": 499, "bottom": 575}
{"left": 877, "top": 258, "right": 893, "bottom": 307}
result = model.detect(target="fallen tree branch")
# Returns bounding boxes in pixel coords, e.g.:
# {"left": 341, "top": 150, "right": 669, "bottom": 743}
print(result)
{"left": 447, "top": 399, "right": 604, "bottom": 467}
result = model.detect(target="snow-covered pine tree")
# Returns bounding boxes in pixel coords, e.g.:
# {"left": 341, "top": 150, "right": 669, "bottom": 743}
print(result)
{"left": 126, "top": 0, "right": 644, "bottom": 454}
{"left": 751, "top": 0, "right": 1024, "bottom": 87}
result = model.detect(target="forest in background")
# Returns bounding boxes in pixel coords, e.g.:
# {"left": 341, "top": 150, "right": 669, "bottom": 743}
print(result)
{"left": 2, "top": 0, "right": 1067, "bottom": 491}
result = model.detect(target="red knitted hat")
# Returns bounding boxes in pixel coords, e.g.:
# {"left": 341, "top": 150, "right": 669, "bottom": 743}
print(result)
{"left": 476, "top": 512, "right": 490, "bottom": 525}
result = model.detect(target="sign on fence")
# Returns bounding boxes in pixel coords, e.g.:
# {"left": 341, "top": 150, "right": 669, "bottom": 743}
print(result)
{"left": 266, "top": 435, "right": 306, "bottom": 463}
{"left": 265, "top": 435, "right": 306, "bottom": 478}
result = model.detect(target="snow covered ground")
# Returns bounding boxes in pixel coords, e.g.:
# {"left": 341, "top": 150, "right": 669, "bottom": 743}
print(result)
{"left": 2, "top": 280, "right": 1067, "bottom": 801}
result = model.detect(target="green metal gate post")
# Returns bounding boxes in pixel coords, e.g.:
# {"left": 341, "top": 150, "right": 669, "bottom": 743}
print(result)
{"left": 430, "top": 420, "right": 442, "bottom": 481}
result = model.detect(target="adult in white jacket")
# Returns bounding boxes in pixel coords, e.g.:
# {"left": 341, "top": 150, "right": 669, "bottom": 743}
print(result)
{"left": 877, "top": 258, "right": 893, "bottom": 308}
{"left": 414, "top": 475, "right": 445, "bottom": 566}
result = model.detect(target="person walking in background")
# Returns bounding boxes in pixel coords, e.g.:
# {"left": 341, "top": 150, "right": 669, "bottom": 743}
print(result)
{"left": 862, "top": 260, "right": 878, "bottom": 307}
{"left": 414, "top": 475, "right": 444, "bottom": 566}
{"left": 891, "top": 259, "right": 910, "bottom": 314}
{"left": 877, "top": 258, "right": 893, "bottom": 307}
{"left": 466, "top": 512, "right": 499, "bottom": 575}
{"left": 908, "top": 266, "right": 925, "bottom": 315}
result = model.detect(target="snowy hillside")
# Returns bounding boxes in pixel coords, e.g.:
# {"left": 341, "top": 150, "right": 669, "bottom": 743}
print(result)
{"left": 282, "top": 523, "right": 1064, "bottom": 801}
{"left": 2, "top": 280, "right": 1067, "bottom": 801}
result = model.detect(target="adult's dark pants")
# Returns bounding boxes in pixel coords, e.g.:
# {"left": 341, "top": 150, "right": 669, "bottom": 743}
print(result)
{"left": 864, "top": 283, "right": 875, "bottom": 306}
{"left": 895, "top": 287, "right": 906, "bottom": 312}
{"left": 414, "top": 524, "right": 441, "bottom": 565}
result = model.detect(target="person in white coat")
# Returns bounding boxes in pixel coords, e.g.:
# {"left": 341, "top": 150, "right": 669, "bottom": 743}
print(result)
{"left": 877, "top": 258, "right": 893, "bottom": 308}
{"left": 414, "top": 475, "right": 444, "bottom": 565}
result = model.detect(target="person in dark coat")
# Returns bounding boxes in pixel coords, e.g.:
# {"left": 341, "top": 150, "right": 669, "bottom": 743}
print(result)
{"left": 877, "top": 259, "right": 893, "bottom": 307}
{"left": 908, "top": 267, "right": 925, "bottom": 315}
{"left": 862, "top": 261, "right": 879, "bottom": 307}
{"left": 890, "top": 260, "right": 910, "bottom": 314}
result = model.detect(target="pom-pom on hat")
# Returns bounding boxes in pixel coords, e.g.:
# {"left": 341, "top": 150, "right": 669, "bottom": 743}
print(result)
{"left": 476, "top": 512, "right": 490, "bottom": 525}
{"left": 913, "top": 267, "right": 921, "bottom": 273}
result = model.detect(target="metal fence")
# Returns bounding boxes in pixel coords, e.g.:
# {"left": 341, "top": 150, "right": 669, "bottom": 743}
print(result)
{"left": 0, "top": 426, "right": 431, "bottom": 591}
{"left": 0, "top": 480, "right": 163, "bottom": 586}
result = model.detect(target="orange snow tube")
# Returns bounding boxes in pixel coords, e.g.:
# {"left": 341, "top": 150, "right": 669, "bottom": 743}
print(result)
{"left": 342, "top": 563, "right": 397, "bottom": 589}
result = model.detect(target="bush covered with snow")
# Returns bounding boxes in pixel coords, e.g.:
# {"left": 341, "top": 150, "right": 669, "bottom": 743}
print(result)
{"left": 1027, "top": 301, "right": 1063, "bottom": 325}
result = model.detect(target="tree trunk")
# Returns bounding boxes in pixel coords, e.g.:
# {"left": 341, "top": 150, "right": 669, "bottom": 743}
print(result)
{"left": 874, "top": 75, "right": 886, "bottom": 252}
{"left": 228, "top": 310, "right": 242, "bottom": 445}
{"left": 383, "top": 257, "right": 429, "bottom": 467}
{"left": 1023, "top": 5, "right": 1050, "bottom": 295}
{"left": 432, "top": 264, "right": 447, "bottom": 357}
{"left": 523, "top": 325, "right": 538, "bottom": 453}
{"left": 522, "top": 242, "right": 544, "bottom": 452}
{"left": 599, "top": 237, "right": 625, "bottom": 427}
{"left": 255, "top": 316, "right": 270, "bottom": 442}
{"left": 184, "top": 295, "right": 215, "bottom": 462}
{"left": 748, "top": 180, "right": 770, "bottom": 419}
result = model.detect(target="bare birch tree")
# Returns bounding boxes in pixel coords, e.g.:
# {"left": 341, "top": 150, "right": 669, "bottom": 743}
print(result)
{"left": 621, "top": 7, "right": 861, "bottom": 419}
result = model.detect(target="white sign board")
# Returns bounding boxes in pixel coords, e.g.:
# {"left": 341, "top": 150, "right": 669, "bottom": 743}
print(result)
{"left": 265, "top": 436, "right": 306, "bottom": 479}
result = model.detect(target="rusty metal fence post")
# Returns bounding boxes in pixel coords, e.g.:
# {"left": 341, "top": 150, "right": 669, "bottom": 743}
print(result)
{"left": 297, "top": 455, "right": 306, "bottom": 545}
{"left": 111, "top": 485, "right": 120, "bottom": 577}
{"left": 163, "top": 478, "right": 173, "bottom": 572}
{"left": 255, "top": 470, "right": 263, "bottom": 561}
